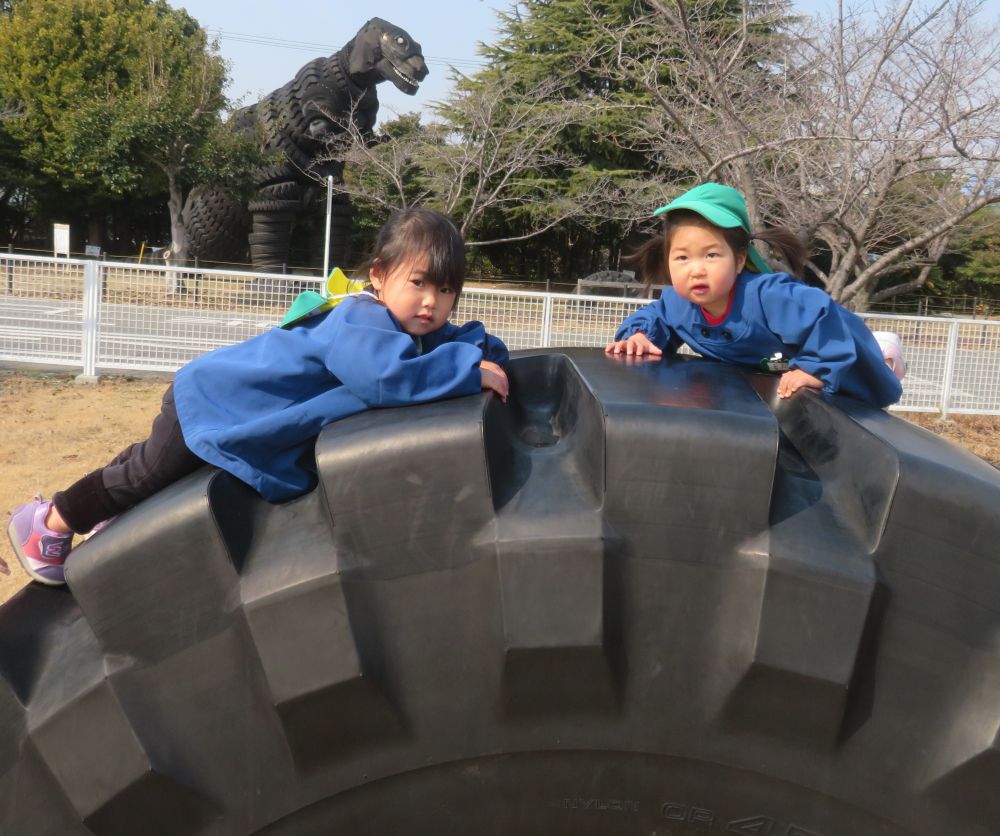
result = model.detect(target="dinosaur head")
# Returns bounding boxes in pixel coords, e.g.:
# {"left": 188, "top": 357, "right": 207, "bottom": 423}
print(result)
{"left": 347, "top": 18, "right": 428, "bottom": 95}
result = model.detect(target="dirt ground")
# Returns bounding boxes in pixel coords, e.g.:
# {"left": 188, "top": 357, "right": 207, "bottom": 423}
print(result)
{"left": 1, "top": 370, "right": 997, "bottom": 605}
{"left": 0, "top": 371, "right": 171, "bottom": 604}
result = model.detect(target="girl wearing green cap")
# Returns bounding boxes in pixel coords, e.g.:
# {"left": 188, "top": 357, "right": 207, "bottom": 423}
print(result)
{"left": 605, "top": 183, "right": 903, "bottom": 409}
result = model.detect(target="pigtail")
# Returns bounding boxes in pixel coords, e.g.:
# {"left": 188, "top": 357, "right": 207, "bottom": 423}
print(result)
{"left": 623, "top": 235, "right": 667, "bottom": 287}
{"left": 754, "top": 226, "right": 807, "bottom": 279}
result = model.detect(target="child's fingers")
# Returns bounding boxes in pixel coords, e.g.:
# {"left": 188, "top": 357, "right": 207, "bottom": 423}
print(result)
{"left": 606, "top": 335, "right": 661, "bottom": 357}
{"left": 778, "top": 369, "right": 823, "bottom": 399}
{"left": 489, "top": 365, "right": 510, "bottom": 392}
{"left": 481, "top": 369, "right": 509, "bottom": 402}
{"left": 494, "top": 371, "right": 509, "bottom": 399}
{"left": 628, "top": 335, "right": 661, "bottom": 357}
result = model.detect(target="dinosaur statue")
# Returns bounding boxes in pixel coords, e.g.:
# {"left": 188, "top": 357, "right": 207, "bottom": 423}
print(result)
{"left": 177, "top": 18, "right": 427, "bottom": 272}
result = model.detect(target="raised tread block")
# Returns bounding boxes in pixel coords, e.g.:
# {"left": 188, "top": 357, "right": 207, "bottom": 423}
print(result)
{"left": 30, "top": 680, "right": 216, "bottom": 831}
{"left": 752, "top": 552, "right": 877, "bottom": 685}
{"left": 64, "top": 469, "right": 303, "bottom": 829}
{"left": 0, "top": 585, "right": 102, "bottom": 715}
{"left": 81, "top": 772, "right": 220, "bottom": 836}
{"left": 768, "top": 387, "right": 899, "bottom": 553}
{"left": 0, "top": 595, "right": 221, "bottom": 836}
{"left": 725, "top": 389, "right": 889, "bottom": 744}
{"left": 726, "top": 548, "right": 881, "bottom": 744}
{"left": 65, "top": 469, "right": 242, "bottom": 665}
{"left": 316, "top": 394, "right": 495, "bottom": 576}
{"left": 927, "top": 728, "right": 1000, "bottom": 827}
{"left": 102, "top": 623, "right": 298, "bottom": 832}
{"left": 0, "top": 738, "right": 90, "bottom": 836}
{"left": 0, "top": 587, "right": 143, "bottom": 834}
{"left": 246, "top": 576, "right": 365, "bottom": 705}
{"left": 586, "top": 352, "right": 779, "bottom": 560}
{"left": 244, "top": 575, "right": 402, "bottom": 768}
{"left": 0, "top": 607, "right": 90, "bottom": 836}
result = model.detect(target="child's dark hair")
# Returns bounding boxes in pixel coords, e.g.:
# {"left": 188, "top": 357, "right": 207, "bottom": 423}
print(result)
{"left": 364, "top": 207, "right": 466, "bottom": 297}
{"left": 627, "top": 209, "right": 807, "bottom": 284}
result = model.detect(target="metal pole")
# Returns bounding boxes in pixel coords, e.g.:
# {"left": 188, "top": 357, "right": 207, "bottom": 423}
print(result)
{"left": 77, "top": 260, "right": 101, "bottom": 383}
{"left": 322, "top": 175, "right": 334, "bottom": 292}
{"left": 939, "top": 320, "right": 960, "bottom": 418}
{"left": 541, "top": 294, "right": 554, "bottom": 347}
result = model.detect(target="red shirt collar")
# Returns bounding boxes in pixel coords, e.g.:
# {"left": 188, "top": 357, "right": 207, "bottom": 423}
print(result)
{"left": 700, "top": 284, "right": 736, "bottom": 326}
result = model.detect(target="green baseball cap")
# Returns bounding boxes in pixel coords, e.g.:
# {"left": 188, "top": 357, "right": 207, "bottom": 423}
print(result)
{"left": 653, "top": 182, "right": 771, "bottom": 273}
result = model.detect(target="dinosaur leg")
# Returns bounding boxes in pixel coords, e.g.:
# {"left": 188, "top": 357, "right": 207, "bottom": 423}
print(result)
{"left": 248, "top": 181, "right": 306, "bottom": 272}
{"left": 182, "top": 187, "right": 251, "bottom": 267}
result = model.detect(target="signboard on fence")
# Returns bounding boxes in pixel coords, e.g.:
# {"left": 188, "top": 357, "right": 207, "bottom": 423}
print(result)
{"left": 53, "top": 223, "right": 70, "bottom": 258}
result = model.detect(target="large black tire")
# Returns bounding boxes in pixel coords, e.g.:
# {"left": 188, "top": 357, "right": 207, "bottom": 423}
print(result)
{"left": 2, "top": 349, "right": 999, "bottom": 836}
{"left": 181, "top": 186, "right": 252, "bottom": 265}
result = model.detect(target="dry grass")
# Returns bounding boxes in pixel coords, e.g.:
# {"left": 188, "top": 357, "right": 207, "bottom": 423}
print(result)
{"left": 899, "top": 412, "right": 1000, "bottom": 468}
{"left": 0, "top": 370, "right": 170, "bottom": 604}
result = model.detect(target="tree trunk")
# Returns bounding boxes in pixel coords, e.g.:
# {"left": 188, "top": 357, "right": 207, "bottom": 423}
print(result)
{"left": 847, "top": 287, "right": 870, "bottom": 312}
{"left": 167, "top": 172, "right": 187, "bottom": 264}
{"left": 165, "top": 171, "right": 189, "bottom": 294}
{"left": 86, "top": 216, "right": 105, "bottom": 252}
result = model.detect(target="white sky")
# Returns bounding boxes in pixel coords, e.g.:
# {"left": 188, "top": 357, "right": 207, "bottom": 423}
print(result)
{"left": 175, "top": 0, "right": 1000, "bottom": 125}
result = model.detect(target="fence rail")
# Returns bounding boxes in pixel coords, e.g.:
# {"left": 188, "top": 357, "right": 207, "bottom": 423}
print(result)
{"left": 2, "top": 253, "right": 998, "bottom": 415}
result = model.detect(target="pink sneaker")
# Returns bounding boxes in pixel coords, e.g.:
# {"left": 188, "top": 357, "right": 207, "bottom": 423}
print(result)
{"left": 873, "top": 331, "right": 906, "bottom": 381}
{"left": 6, "top": 495, "right": 73, "bottom": 586}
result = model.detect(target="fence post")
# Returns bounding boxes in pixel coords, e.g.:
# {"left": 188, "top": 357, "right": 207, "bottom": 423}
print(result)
{"left": 541, "top": 292, "right": 554, "bottom": 347}
{"left": 939, "top": 319, "right": 960, "bottom": 418}
{"left": 5, "top": 243, "right": 11, "bottom": 294}
{"left": 77, "top": 260, "right": 101, "bottom": 383}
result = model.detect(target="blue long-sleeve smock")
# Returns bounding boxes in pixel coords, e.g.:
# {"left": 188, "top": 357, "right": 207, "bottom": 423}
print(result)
{"left": 615, "top": 270, "right": 902, "bottom": 408}
{"left": 173, "top": 294, "right": 509, "bottom": 501}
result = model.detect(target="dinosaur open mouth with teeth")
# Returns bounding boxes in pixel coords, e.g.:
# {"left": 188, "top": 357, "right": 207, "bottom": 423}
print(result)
{"left": 392, "top": 63, "right": 419, "bottom": 90}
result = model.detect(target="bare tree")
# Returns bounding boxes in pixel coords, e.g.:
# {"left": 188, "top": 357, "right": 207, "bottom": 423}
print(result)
{"left": 425, "top": 72, "right": 593, "bottom": 245}
{"left": 588, "top": 0, "right": 1000, "bottom": 308}
{"left": 312, "top": 110, "right": 435, "bottom": 212}
{"left": 317, "top": 70, "right": 623, "bottom": 246}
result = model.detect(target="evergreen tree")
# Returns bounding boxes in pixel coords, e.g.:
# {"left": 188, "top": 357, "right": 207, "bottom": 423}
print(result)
{"left": 449, "top": 0, "right": 656, "bottom": 279}
{"left": 938, "top": 207, "right": 1000, "bottom": 301}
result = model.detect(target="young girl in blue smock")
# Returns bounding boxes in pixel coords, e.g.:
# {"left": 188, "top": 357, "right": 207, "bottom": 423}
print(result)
{"left": 606, "top": 182, "right": 903, "bottom": 408}
{"left": 6, "top": 207, "right": 510, "bottom": 586}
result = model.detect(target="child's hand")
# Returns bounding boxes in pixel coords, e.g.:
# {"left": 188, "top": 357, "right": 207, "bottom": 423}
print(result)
{"left": 605, "top": 332, "right": 663, "bottom": 357}
{"left": 778, "top": 368, "right": 824, "bottom": 399}
{"left": 480, "top": 360, "right": 509, "bottom": 403}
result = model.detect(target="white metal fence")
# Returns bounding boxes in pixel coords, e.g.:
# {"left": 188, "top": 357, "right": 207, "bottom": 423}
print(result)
{"left": 2, "top": 253, "right": 998, "bottom": 415}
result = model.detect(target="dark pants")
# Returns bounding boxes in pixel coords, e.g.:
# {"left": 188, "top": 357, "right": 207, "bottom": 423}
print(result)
{"left": 52, "top": 383, "right": 205, "bottom": 533}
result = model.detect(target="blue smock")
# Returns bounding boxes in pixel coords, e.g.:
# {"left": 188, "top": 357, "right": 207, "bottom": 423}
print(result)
{"left": 174, "top": 294, "right": 509, "bottom": 501}
{"left": 615, "top": 270, "right": 902, "bottom": 408}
